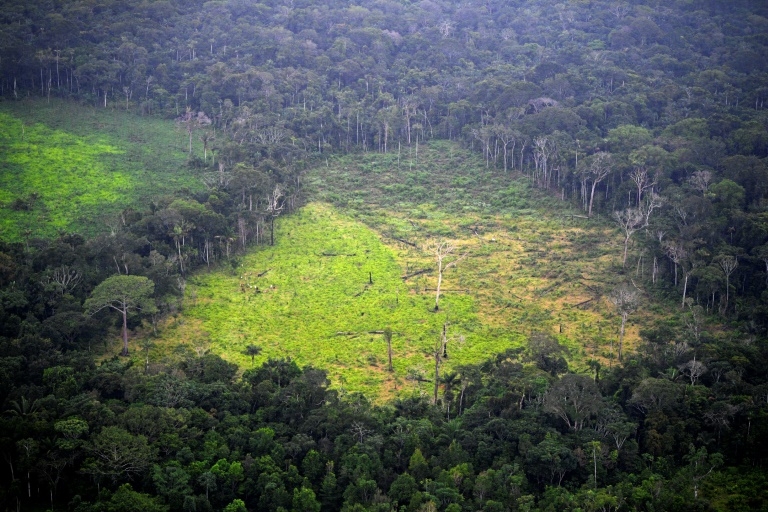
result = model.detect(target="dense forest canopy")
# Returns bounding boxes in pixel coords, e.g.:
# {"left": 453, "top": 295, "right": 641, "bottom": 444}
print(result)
{"left": 1, "top": 0, "right": 768, "bottom": 510}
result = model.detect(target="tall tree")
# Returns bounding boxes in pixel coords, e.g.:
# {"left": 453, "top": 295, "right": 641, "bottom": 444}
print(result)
{"left": 608, "top": 284, "right": 639, "bottom": 362}
{"left": 583, "top": 152, "right": 613, "bottom": 218}
{"left": 430, "top": 240, "right": 467, "bottom": 311}
{"left": 613, "top": 193, "right": 662, "bottom": 267}
{"left": 84, "top": 275, "right": 156, "bottom": 356}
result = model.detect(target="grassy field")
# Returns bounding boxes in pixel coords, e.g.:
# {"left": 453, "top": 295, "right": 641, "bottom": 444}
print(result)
{"left": 0, "top": 98, "right": 204, "bottom": 241}
{"left": 163, "top": 202, "right": 516, "bottom": 400}
{"left": 155, "top": 141, "right": 648, "bottom": 399}
{"left": 0, "top": 100, "right": 657, "bottom": 398}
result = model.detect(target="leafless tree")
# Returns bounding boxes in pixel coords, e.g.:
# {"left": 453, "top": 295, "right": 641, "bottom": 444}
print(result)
{"left": 679, "top": 356, "right": 707, "bottom": 385}
{"left": 350, "top": 421, "right": 372, "bottom": 444}
{"left": 384, "top": 327, "right": 394, "bottom": 372}
{"left": 705, "top": 402, "right": 740, "bottom": 445}
{"left": 584, "top": 152, "right": 613, "bottom": 217}
{"left": 688, "top": 170, "right": 712, "bottom": 196}
{"left": 683, "top": 300, "right": 705, "bottom": 345}
{"left": 528, "top": 97, "right": 559, "bottom": 113}
{"left": 48, "top": 265, "right": 82, "bottom": 295}
{"left": 430, "top": 240, "right": 467, "bottom": 311}
{"left": 718, "top": 255, "right": 738, "bottom": 313}
{"left": 493, "top": 125, "right": 518, "bottom": 172}
{"left": 663, "top": 240, "right": 689, "bottom": 307}
{"left": 266, "top": 184, "right": 285, "bottom": 246}
{"left": 652, "top": 230, "right": 665, "bottom": 284}
{"left": 533, "top": 136, "right": 554, "bottom": 188}
{"left": 177, "top": 108, "right": 212, "bottom": 154}
{"left": 610, "top": 2, "right": 631, "bottom": 19}
{"left": 629, "top": 167, "right": 656, "bottom": 206}
{"left": 609, "top": 284, "right": 639, "bottom": 361}
{"left": 613, "top": 193, "right": 663, "bottom": 267}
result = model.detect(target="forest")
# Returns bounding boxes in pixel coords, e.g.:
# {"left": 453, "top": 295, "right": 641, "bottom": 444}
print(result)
{"left": 1, "top": 0, "right": 768, "bottom": 510}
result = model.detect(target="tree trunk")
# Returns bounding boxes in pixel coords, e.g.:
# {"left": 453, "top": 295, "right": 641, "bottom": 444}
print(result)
{"left": 618, "top": 312, "right": 627, "bottom": 361}
{"left": 121, "top": 307, "right": 129, "bottom": 355}
{"left": 623, "top": 235, "right": 630, "bottom": 267}
{"left": 588, "top": 181, "right": 598, "bottom": 217}
{"left": 435, "top": 259, "right": 444, "bottom": 311}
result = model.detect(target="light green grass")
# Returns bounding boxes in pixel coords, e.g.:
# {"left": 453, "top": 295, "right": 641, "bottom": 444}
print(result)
{"left": 0, "top": 98, "right": 203, "bottom": 241}
{"left": 163, "top": 203, "right": 524, "bottom": 399}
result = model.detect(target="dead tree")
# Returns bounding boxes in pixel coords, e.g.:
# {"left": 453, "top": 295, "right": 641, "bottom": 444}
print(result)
{"left": 613, "top": 193, "right": 662, "bottom": 267}
{"left": 663, "top": 240, "right": 689, "bottom": 308}
{"left": 583, "top": 152, "right": 613, "bottom": 217}
{"left": 430, "top": 240, "right": 467, "bottom": 311}
{"left": 718, "top": 255, "right": 738, "bottom": 314}
{"left": 266, "top": 184, "right": 285, "bottom": 246}
{"left": 384, "top": 327, "right": 394, "bottom": 372}
{"left": 689, "top": 170, "right": 712, "bottom": 196}
{"left": 609, "top": 284, "right": 639, "bottom": 362}
{"left": 629, "top": 167, "right": 657, "bottom": 206}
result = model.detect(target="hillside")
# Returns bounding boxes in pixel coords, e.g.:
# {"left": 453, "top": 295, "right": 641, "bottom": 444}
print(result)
{"left": 155, "top": 142, "right": 640, "bottom": 400}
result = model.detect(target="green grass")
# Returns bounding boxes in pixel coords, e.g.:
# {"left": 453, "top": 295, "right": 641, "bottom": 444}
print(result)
{"left": 0, "top": 98, "right": 204, "bottom": 241}
{"left": 164, "top": 203, "right": 524, "bottom": 400}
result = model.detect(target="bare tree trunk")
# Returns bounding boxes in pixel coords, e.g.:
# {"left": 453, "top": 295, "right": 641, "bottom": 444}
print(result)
{"left": 619, "top": 312, "right": 627, "bottom": 361}
{"left": 121, "top": 307, "right": 129, "bottom": 356}
{"left": 589, "top": 181, "right": 598, "bottom": 217}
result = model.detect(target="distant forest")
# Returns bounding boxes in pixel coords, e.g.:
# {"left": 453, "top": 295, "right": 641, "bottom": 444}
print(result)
{"left": 2, "top": 0, "right": 768, "bottom": 511}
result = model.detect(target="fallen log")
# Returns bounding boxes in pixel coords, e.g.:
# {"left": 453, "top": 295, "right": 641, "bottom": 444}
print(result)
{"left": 393, "top": 237, "right": 417, "bottom": 248}
{"left": 401, "top": 268, "right": 433, "bottom": 280}
{"left": 570, "top": 297, "right": 598, "bottom": 309}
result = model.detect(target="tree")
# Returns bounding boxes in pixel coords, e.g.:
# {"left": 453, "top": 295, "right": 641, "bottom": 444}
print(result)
{"left": 383, "top": 327, "right": 394, "bottom": 372}
{"left": 266, "top": 183, "right": 285, "bottom": 246}
{"left": 583, "top": 152, "right": 613, "bottom": 218}
{"left": 177, "top": 108, "right": 212, "bottom": 154}
{"left": 717, "top": 255, "right": 738, "bottom": 313}
{"left": 84, "top": 275, "right": 156, "bottom": 356}
{"left": 244, "top": 344, "right": 262, "bottom": 366}
{"left": 82, "top": 427, "right": 155, "bottom": 484}
{"left": 608, "top": 284, "right": 639, "bottom": 361}
{"left": 683, "top": 445, "right": 722, "bottom": 500}
{"left": 629, "top": 167, "right": 657, "bottom": 206}
{"left": 107, "top": 484, "right": 168, "bottom": 512}
{"left": 679, "top": 356, "right": 707, "bottom": 386}
{"left": 544, "top": 374, "right": 602, "bottom": 431}
{"left": 663, "top": 240, "right": 689, "bottom": 308}
{"left": 613, "top": 193, "right": 662, "bottom": 267}
{"left": 430, "top": 240, "right": 467, "bottom": 311}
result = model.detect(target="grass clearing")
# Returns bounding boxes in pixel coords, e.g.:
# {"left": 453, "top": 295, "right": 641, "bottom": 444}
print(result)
{"left": 0, "top": 98, "right": 203, "bottom": 241}
{"left": 154, "top": 140, "right": 653, "bottom": 398}
{"left": 161, "top": 203, "right": 521, "bottom": 401}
